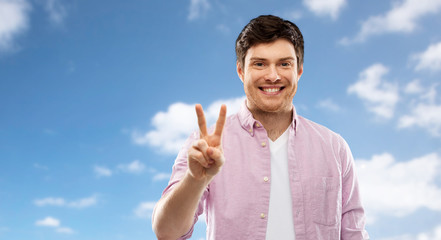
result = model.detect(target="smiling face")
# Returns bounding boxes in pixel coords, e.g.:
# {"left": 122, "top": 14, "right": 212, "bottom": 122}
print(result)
{"left": 237, "top": 38, "right": 303, "bottom": 115}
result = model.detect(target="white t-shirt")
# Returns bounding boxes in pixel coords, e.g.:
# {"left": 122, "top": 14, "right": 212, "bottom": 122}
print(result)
{"left": 265, "top": 129, "right": 295, "bottom": 240}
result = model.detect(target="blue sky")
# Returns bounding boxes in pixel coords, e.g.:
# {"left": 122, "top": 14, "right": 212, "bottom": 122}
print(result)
{"left": 1, "top": 0, "right": 441, "bottom": 239}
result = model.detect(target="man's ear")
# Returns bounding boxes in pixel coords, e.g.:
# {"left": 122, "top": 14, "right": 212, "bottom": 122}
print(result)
{"left": 297, "top": 63, "right": 303, "bottom": 82}
{"left": 236, "top": 61, "right": 244, "bottom": 83}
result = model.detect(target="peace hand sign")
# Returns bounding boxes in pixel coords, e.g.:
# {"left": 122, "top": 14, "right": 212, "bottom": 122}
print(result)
{"left": 187, "top": 104, "right": 227, "bottom": 181}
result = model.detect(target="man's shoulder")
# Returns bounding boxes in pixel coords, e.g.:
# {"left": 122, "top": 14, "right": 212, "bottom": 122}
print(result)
{"left": 206, "top": 112, "right": 242, "bottom": 135}
{"left": 296, "top": 114, "right": 344, "bottom": 142}
{"left": 224, "top": 112, "right": 241, "bottom": 128}
{"left": 296, "top": 115, "right": 352, "bottom": 158}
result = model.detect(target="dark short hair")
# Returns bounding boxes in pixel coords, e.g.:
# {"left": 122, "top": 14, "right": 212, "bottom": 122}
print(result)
{"left": 235, "top": 15, "right": 304, "bottom": 70}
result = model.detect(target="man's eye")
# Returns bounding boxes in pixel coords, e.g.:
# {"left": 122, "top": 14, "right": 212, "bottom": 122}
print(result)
{"left": 254, "top": 62, "right": 264, "bottom": 67}
{"left": 281, "top": 62, "right": 291, "bottom": 67}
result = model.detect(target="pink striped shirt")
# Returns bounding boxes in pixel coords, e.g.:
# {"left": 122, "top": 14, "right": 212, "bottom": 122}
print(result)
{"left": 162, "top": 101, "right": 369, "bottom": 239}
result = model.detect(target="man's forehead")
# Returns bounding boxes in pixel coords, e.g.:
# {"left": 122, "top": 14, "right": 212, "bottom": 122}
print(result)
{"left": 245, "top": 40, "right": 297, "bottom": 58}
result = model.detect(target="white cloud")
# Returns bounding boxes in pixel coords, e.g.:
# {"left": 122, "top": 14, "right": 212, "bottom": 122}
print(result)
{"left": 132, "top": 102, "right": 197, "bottom": 154}
{"left": 348, "top": 64, "right": 399, "bottom": 119}
{"left": 188, "top": 0, "right": 210, "bottom": 21}
{"left": 404, "top": 79, "right": 424, "bottom": 94}
{"left": 421, "top": 84, "right": 438, "bottom": 103}
{"left": 43, "top": 0, "right": 67, "bottom": 26}
{"left": 134, "top": 201, "right": 156, "bottom": 219}
{"left": 413, "top": 41, "right": 441, "bottom": 72}
{"left": 56, "top": 227, "right": 74, "bottom": 234}
{"left": 152, "top": 172, "right": 171, "bottom": 182}
{"left": 67, "top": 195, "right": 97, "bottom": 208}
{"left": 356, "top": 152, "right": 441, "bottom": 224}
{"left": 33, "top": 163, "right": 49, "bottom": 170}
{"left": 118, "top": 160, "right": 145, "bottom": 174}
{"left": 95, "top": 161, "right": 154, "bottom": 177}
{"left": 35, "top": 217, "right": 75, "bottom": 234}
{"left": 398, "top": 102, "right": 441, "bottom": 136}
{"left": 379, "top": 224, "right": 441, "bottom": 240}
{"left": 0, "top": 0, "right": 30, "bottom": 53}
{"left": 35, "top": 216, "right": 60, "bottom": 227}
{"left": 399, "top": 84, "right": 441, "bottom": 136}
{"left": 216, "top": 24, "right": 230, "bottom": 34}
{"left": 34, "top": 195, "right": 97, "bottom": 208}
{"left": 133, "top": 96, "right": 245, "bottom": 155}
{"left": 94, "top": 165, "right": 112, "bottom": 177}
{"left": 416, "top": 225, "right": 441, "bottom": 240}
{"left": 303, "top": 0, "right": 346, "bottom": 20}
{"left": 340, "top": 0, "right": 441, "bottom": 44}
{"left": 286, "top": 10, "right": 303, "bottom": 20}
{"left": 34, "top": 197, "right": 65, "bottom": 206}
{"left": 316, "top": 98, "right": 341, "bottom": 112}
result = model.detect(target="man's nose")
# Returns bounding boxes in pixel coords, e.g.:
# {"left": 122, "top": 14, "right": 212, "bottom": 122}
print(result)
{"left": 265, "top": 65, "right": 281, "bottom": 82}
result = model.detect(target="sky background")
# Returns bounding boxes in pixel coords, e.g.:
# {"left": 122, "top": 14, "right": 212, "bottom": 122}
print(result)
{"left": 1, "top": 0, "right": 441, "bottom": 239}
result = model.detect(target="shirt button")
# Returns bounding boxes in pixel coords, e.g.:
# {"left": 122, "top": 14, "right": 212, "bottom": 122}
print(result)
{"left": 263, "top": 176, "right": 269, "bottom": 182}
{"left": 248, "top": 128, "right": 253, "bottom": 133}
{"left": 255, "top": 123, "right": 261, "bottom": 127}
{"left": 261, "top": 142, "right": 266, "bottom": 147}
{"left": 260, "top": 213, "right": 266, "bottom": 219}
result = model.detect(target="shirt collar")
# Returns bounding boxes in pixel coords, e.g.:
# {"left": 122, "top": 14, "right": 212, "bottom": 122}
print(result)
{"left": 238, "top": 100, "right": 298, "bottom": 136}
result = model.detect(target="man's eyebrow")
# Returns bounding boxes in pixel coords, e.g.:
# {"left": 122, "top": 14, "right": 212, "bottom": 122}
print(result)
{"left": 249, "top": 57, "right": 295, "bottom": 61}
{"left": 249, "top": 57, "right": 267, "bottom": 61}
{"left": 279, "top": 57, "right": 295, "bottom": 61}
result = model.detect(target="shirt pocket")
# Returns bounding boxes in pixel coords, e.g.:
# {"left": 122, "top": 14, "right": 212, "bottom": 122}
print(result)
{"left": 311, "top": 177, "right": 341, "bottom": 226}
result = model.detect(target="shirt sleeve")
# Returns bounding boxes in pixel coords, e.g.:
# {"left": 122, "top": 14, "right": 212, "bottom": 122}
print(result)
{"left": 339, "top": 136, "right": 370, "bottom": 240}
{"left": 157, "top": 132, "right": 209, "bottom": 240}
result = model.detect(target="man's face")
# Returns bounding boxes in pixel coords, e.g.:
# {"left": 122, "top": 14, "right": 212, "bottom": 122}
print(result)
{"left": 237, "top": 38, "right": 303, "bottom": 114}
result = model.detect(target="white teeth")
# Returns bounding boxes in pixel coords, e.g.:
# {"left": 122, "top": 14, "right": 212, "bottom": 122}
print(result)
{"left": 263, "top": 88, "right": 280, "bottom": 93}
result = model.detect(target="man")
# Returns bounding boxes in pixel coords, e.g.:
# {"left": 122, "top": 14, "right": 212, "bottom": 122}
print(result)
{"left": 152, "top": 15, "right": 369, "bottom": 240}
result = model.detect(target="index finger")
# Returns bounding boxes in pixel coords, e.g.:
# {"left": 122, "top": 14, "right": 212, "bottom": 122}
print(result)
{"left": 195, "top": 104, "right": 208, "bottom": 137}
{"left": 213, "top": 104, "right": 227, "bottom": 137}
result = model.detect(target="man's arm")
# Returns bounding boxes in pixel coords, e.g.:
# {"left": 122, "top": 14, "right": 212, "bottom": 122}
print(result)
{"left": 152, "top": 171, "right": 210, "bottom": 239}
{"left": 340, "top": 137, "right": 369, "bottom": 240}
{"left": 152, "top": 104, "right": 227, "bottom": 240}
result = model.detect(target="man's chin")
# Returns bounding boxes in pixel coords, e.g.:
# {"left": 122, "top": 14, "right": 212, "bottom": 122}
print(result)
{"left": 246, "top": 99, "right": 291, "bottom": 114}
{"left": 257, "top": 104, "right": 287, "bottom": 113}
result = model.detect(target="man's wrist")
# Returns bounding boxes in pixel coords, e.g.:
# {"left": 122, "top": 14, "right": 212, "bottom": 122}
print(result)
{"left": 184, "top": 171, "right": 211, "bottom": 188}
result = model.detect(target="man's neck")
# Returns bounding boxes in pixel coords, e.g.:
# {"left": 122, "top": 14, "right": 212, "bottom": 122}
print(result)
{"left": 250, "top": 107, "right": 293, "bottom": 141}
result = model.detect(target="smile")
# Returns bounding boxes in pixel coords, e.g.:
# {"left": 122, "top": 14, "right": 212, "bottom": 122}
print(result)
{"left": 259, "top": 87, "right": 285, "bottom": 93}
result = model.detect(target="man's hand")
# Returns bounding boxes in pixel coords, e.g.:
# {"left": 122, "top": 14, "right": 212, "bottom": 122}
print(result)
{"left": 152, "top": 104, "right": 226, "bottom": 239}
{"left": 187, "top": 104, "right": 227, "bottom": 181}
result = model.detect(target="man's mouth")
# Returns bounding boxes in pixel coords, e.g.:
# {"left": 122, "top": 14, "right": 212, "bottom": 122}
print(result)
{"left": 259, "top": 87, "right": 285, "bottom": 93}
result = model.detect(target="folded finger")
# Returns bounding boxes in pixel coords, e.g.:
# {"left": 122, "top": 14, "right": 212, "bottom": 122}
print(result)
{"left": 192, "top": 139, "right": 210, "bottom": 161}
{"left": 207, "top": 147, "right": 225, "bottom": 166}
{"left": 188, "top": 147, "right": 211, "bottom": 168}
